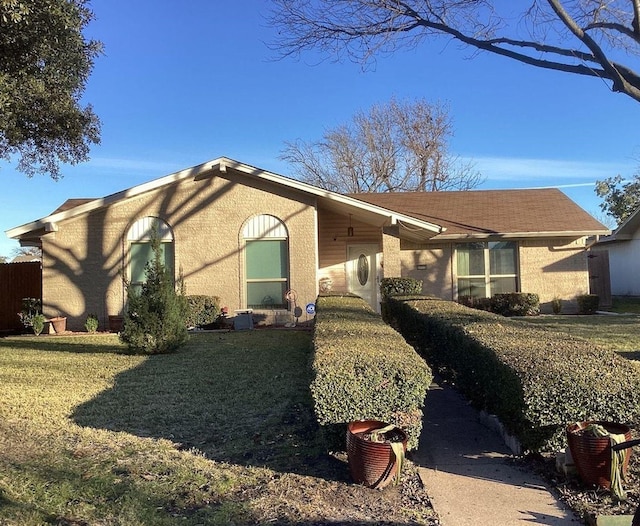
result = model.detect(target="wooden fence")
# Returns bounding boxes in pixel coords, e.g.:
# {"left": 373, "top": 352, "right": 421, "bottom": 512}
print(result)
{"left": 588, "top": 248, "right": 612, "bottom": 308}
{"left": 0, "top": 262, "right": 42, "bottom": 332}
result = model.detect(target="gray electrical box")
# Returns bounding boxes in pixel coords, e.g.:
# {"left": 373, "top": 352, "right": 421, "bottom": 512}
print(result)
{"left": 233, "top": 309, "right": 254, "bottom": 330}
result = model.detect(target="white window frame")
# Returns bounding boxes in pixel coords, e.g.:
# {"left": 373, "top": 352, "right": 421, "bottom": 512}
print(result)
{"left": 127, "top": 217, "right": 175, "bottom": 290}
{"left": 242, "top": 215, "right": 290, "bottom": 309}
{"left": 456, "top": 241, "right": 519, "bottom": 299}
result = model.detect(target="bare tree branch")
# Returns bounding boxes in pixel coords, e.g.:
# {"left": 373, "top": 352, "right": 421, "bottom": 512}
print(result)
{"left": 268, "top": 0, "right": 640, "bottom": 103}
{"left": 281, "top": 98, "right": 483, "bottom": 193}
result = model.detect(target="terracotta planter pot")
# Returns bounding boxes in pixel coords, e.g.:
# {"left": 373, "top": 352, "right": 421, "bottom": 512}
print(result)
{"left": 346, "top": 420, "right": 407, "bottom": 490}
{"left": 50, "top": 316, "right": 67, "bottom": 334}
{"left": 566, "top": 421, "right": 632, "bottom": 489}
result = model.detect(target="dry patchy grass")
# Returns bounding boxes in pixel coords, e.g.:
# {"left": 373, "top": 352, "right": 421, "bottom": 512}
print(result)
{"left": 0, "top": 331, "right": 438, "bottom": 526}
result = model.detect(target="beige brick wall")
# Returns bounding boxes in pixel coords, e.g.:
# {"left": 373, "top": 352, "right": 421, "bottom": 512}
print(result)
{"left": 519, "top": 238, "right": 589, "bottom": 313}
{"left": 381, "top": 226, "right": 401, "bottom": 277}
{"left": 400, "top": 242, "right": 454, "bottom": 299}
{"left": 42, "top": 172, "right": 318, "bottom": 331}
{"left": 398, "top": 238, "right": 589, "bottom": 311}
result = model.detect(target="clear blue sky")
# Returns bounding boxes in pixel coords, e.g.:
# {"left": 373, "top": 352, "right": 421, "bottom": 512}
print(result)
{"left": 1, "top": 0, "right": 638, "bottom": 258}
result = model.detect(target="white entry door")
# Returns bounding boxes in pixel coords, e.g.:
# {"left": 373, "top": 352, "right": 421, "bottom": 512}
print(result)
{"left": 347, "top": 245, "right": 379, "bottom": 311}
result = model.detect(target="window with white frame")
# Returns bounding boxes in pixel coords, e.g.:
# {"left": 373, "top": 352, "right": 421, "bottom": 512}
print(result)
{"left": 127, "top": 217, "right": 174, "bottom": 292}
{"left": 243, "top": 215, "right": 289, "bottom": 309}
{"left": 456, "top": 241, "right": 518, "bottom": 299}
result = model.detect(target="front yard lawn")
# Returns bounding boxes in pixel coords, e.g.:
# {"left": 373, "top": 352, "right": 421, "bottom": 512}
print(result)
{"left": 512, "top": 313, "right": 640, "bottom": 354}
{"left": 0, "top": 331, "right": 437, "bottom": 525}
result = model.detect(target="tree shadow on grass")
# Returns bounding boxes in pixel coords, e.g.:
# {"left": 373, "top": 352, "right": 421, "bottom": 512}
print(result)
{"left": 0, "top": 334, "right": 128, "bottom": 354}
{"left": 618, "top": 350, "right": 640, "bottom": 361}
{"left": 71, "top": 331, "right": 348, "bottom": 482}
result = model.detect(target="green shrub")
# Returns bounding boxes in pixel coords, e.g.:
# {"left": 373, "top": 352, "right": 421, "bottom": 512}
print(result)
{"left": 460, "top": 293, "right": 539, "bottom": 316}
{"left": 121, "top": 235, "right": 188, "bottom": 354}
{"left": 383, "top": 295, "right": 640, "bottom": 452}
{"left": 84, "top": 313, "right": 99, "bottom": 333}
{"left": 577, "top": 294, "right": 599, "bottom": 314}
{"left": 551, "top": 297, "right": 562, "bottom": 314}
{"left": 491, "top": 293, "right": 540, "bottom": 317}
{"left": 32, "top": 314, "right": 45, "bottom": 335}
{"left": 312, "top": 295, "right": 432, "bottom": 451}
{"left": 185, "top": 295, "right": 220, "bottom": 328}
{"left": 458, "top": 295, "right": 492, "bottom": 312}
{"left": 18, "top": 297, "right": 42, "bottom": 330}
{"left": 379, "top": 277, "right": 423, "bottom": 298}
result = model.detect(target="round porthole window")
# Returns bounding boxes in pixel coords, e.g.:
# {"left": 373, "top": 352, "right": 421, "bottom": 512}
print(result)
{"left": 357, "top": 254, "right": 369, "bottom": 286}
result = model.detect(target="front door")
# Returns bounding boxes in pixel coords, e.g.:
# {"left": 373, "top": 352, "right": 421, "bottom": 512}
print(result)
{"left": 347, "top": 244, "right": 379, "bottom": 311}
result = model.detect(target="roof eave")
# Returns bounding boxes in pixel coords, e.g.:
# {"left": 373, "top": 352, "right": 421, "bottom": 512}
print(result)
{"left": 432, "top": 230, "right": 610, "bottom": 240}
{"left": 6, "top": 156, "right": 446, "bottom": 240}
{"left": 7, "top": 159, "right": 224, "bottom": 239}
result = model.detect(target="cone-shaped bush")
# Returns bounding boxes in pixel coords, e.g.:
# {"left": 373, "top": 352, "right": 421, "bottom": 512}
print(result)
{"left": 121, "top": 233, "right": 188, "bottom": 354}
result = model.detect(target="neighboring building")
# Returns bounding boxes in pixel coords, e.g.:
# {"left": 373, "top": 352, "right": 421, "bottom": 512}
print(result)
{"left": 6, "top": 157, "right": 609, "bottom": 330}
{"left": 595, "top": 208, "right": 640, "bottom": 296}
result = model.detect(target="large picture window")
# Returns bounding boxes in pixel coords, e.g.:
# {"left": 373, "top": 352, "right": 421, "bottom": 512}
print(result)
{"left": 243, "top": 215, "right": 289, "bottom": 309}
{"left": 127, "top": 217, "right": 174, "bottom": 292}
{"left": 456, "top": 241, "right": 518, "bottom": 299}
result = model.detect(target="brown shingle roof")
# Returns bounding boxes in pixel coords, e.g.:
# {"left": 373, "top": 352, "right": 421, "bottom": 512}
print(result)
{"left": 349, "top": 188, "right": 608, "bottom": 237}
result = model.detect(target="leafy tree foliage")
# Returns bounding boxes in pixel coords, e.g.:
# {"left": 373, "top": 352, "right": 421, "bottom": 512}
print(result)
{"left": 269, "top": 0, "right": 640, "bottom": 104}
{"left": 595, "top": 174, "right": 640, "bottom": 225}
{"left": 281, "top": 98, "right": 482, "bottom": 193}
{"left": 0, "top": 0, "right": 102, "bottom": 179}
{"left": 121, "top": 234, "right": 188, "bottom": 355}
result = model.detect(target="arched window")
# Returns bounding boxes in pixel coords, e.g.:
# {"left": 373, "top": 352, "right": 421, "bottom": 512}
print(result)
{"left": 243, "top": 215, "right": 289, "bottom": 309}
{"left": 127, "top": 217, "right": 175, "bottom": 291}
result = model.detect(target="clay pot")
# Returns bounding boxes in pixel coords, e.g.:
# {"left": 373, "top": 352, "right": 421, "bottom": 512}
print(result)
{"left": 566, "top": 421, "right": 632, "bottom": 489}
{"left": 49, "top": 316, "right": 67, "bottom": 334}
{"left": 346, "top": 420, "right": 407, "bottom": 490}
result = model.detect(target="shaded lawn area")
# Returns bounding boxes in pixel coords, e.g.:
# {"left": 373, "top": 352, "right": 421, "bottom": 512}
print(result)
{"left": 0, "top": 331, "right": 435, "bottom": 526}
{"left": 610, "top": 295, "right": 640, "bottom": 314}
{"left": 512, "top": 313, "right": 640, "bottom": 355}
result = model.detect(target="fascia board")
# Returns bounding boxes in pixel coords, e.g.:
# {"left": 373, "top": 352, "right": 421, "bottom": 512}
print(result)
{"left": 7, "top": 156, "right": 444, "bottom": 238}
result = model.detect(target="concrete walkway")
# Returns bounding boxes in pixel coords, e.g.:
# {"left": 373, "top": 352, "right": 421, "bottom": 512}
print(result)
{"left": 411, "top": 381, "right": 581, "bottom": 525}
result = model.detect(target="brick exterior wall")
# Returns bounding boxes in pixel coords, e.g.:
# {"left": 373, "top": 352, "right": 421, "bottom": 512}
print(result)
{"left": 41, "top": 172, "right": 318, "bottom": 331}
{"left": 400, "top": 243, "right": 453, "bottom": 299}
{"left": 399, "top": 238, "right": 589, "bottom": 312}
{"left": 518, "top": 238, "right": 589, "bottom": 313}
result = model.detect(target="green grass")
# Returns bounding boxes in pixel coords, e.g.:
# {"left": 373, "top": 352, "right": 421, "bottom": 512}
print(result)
{"left": 513, "top": 313, "right": 640, "bottom": 354}
{"left": 610, "top": 295, "right": 640, "bottom": 314}
{"left": 0, "top": 330, "right": 326, "bottom": 525}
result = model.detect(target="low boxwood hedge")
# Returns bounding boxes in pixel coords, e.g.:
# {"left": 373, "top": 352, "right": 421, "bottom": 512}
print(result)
{"left": 185, "top": 295, "right": 220, "bottom": 328}
{"left": 311, "top": 294, "right": 432, "bottom": 451}
{"left": 383, "top": 295, "right": 640, "bottom": 452}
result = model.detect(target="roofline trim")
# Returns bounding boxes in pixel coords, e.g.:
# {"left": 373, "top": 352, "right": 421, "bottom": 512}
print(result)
{"left": 433, "top": 230, "right": 610, "bottom": 240}
{"left": 6, "top": 156, "right": 444, "bottom": 239}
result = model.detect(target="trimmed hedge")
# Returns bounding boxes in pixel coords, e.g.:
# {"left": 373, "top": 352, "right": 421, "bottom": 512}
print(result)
{"left": 383, "top": 295, "right": 640, "bottom": 452}
{"left": 459, "top": 292, "right": 540, "bottom": 316}
{"left": 185, "top": 295, "right": 221, "bottom": 328}
{"left": 577, "top": 294, "right": 600, "bottom": 314}
{"left": 380, "top": 277, "right": 423, "bottom": 298}
{"left": 311, "top": 294, "right": 432, "bottom": 451}
{"left": 490, "top": 293, "right": 540, "bottom": 317}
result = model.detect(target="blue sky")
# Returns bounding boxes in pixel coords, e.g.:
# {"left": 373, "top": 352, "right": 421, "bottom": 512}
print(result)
{"left": 2, "top": 0, "right": 638, "bottom": 258}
